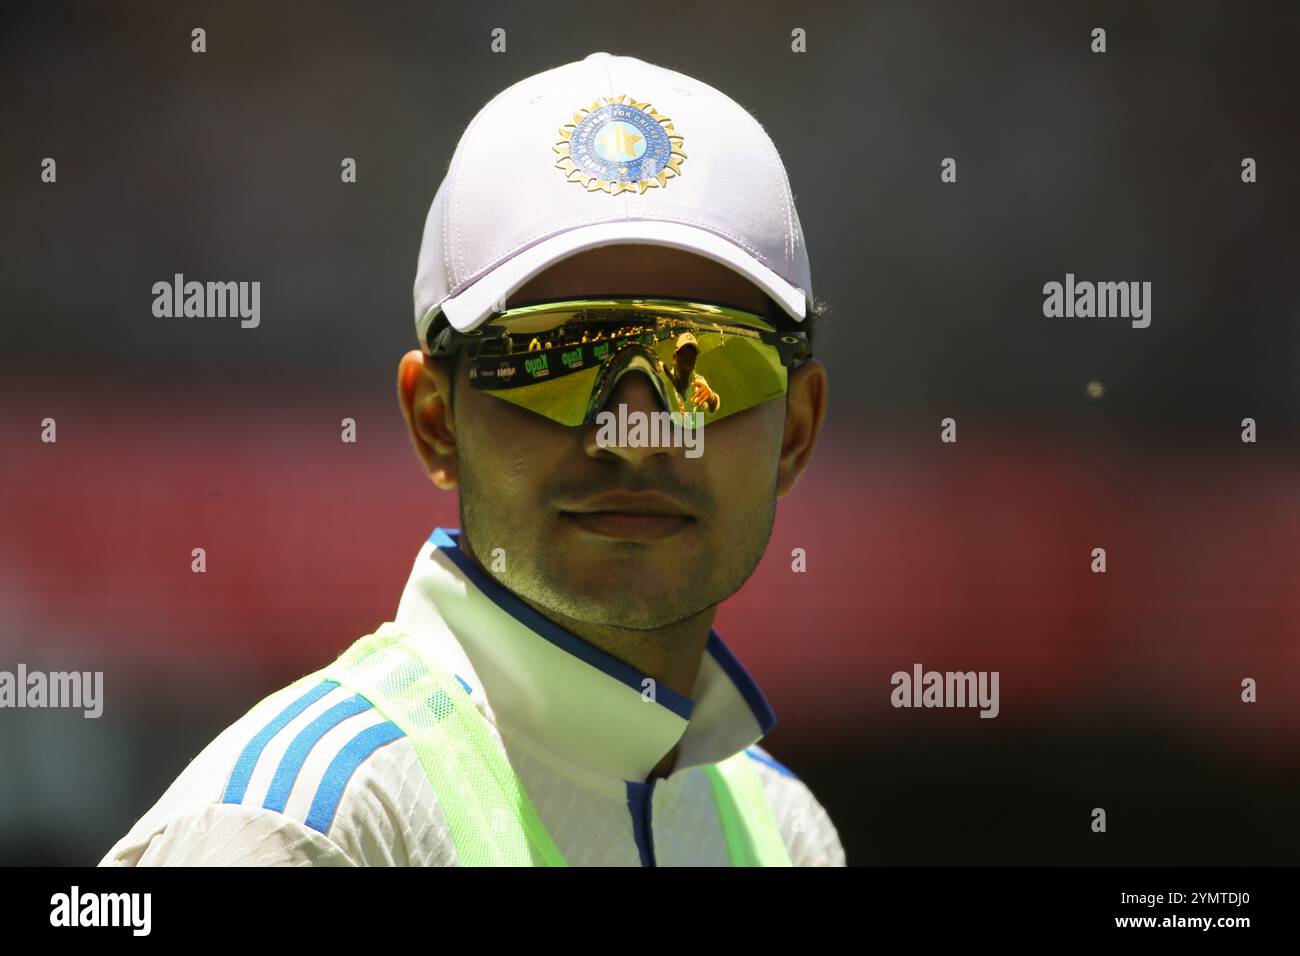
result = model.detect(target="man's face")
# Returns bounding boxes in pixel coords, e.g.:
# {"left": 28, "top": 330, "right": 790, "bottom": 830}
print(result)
{"left": 405, "top": 244, "right": 825, "bottom": 631}
{"left": 673, "top": 345, "right": 698, "bottom": 379}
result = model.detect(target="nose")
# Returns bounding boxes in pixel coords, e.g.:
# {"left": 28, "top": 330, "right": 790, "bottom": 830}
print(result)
{"left": 581, "top": 368, "right": 681, "bottom": 464}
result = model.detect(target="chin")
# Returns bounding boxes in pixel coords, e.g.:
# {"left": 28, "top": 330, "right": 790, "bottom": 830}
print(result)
{"left": 571, "top": 600, "right": 690, "bottom": 631}
{"left": 545, "top": 570, "right": 682, "bottom": 615}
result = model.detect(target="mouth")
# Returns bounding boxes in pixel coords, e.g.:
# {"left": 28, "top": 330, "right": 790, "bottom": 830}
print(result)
{"left": 560, "top": 510, "right": 694, "bottom": 542}
{"left": 559, "top": 490, "right": 696, "bottom": 542}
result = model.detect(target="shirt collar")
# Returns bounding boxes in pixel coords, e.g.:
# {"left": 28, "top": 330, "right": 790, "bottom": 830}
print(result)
{"left": 390, "top": 527, "right": 777, "bottom": 785}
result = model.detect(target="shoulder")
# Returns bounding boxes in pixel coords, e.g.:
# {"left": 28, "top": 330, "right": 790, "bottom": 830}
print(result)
{"left": 742, "top": 744, "right": 847, "bottom": 867}
{"left": 100, "top": 675, "right": 456, "bottom": 867}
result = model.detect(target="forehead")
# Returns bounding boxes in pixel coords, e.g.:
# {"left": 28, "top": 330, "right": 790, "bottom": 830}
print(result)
{"left": 505, "top": 244, "right": 778, "bottom": 316}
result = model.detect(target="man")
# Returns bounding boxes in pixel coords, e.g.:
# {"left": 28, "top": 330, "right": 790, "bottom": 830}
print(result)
{"left": 100, "top": 51, "right": 841, "bottom": 866}
{"left": 659, "top": 331, "right": 722, "bottom": 415}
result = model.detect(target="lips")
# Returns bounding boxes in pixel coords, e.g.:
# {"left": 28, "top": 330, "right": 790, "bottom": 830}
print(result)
{"left": 560, "top": 490, "right": 694, "bottom": 542}
{"left": 561, "top": 511, "right": 693, "bottom": 542}
{"left": 563, "top": 490, "right": 693, "bottom": 518}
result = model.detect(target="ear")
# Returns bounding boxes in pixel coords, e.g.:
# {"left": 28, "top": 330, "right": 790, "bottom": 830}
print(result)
{"left": 397, "top": 350, "right": 459, "bottom": 490}
{"left": 776, "top": 358, "right": 829, "bottom": 498}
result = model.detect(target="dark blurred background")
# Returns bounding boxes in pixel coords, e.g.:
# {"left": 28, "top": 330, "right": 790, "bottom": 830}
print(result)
{"left": 1, "top": 0, "right": 1298, "bottom": 865}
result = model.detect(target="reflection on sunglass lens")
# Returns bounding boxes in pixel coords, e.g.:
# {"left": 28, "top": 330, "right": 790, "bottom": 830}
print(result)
{"left": 461, "top": 300, "right": 802, "bottom": 428}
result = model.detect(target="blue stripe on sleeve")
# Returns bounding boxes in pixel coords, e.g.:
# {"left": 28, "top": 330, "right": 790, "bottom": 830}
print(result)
{"left": 262, "top": 694, "right": 373, "bottom": 814}
{"left": 303, "top": 721, "right": 407, "bottom": 834}
{"left": 223, "top": 680, "right": 340, "bottom": 805}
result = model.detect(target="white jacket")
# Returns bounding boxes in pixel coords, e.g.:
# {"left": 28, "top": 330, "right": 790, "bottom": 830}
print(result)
{"left": 100, "top": 528, "right": 845, "bottom": 866}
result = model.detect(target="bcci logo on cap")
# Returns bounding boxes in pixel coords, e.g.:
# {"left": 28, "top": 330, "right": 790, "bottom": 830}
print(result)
{"left": 554, "top": 95, "right": 686, "bottom": 195}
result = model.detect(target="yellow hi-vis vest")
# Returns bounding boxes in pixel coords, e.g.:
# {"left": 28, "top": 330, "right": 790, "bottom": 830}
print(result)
{"left": 259, "top": 622, "right": 792, "bottom": 866}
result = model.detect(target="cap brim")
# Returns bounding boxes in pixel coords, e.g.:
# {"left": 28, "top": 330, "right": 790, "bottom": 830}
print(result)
{"left": 426, "top": 220, "right": 808, "bottom": 337}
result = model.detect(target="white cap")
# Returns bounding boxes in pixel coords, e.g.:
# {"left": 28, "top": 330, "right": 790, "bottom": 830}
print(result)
{"left": 413, "top": 51, "right": 813, "bottom": 343}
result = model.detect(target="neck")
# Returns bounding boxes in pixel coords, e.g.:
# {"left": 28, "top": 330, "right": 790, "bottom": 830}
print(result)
{"left": 517, "top": 588, "right": 714, "bottom": 699}
{"left": 460, "top": 533, "right": 715, "bottom": 780}
{"left": 525, "top": 603, "right": 713, "bottom": 782}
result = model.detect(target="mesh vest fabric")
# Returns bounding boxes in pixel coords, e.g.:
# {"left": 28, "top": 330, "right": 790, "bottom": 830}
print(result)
{"left": 253, "top": 622, "right": 791, "bottom": 866}
{"left": 705, "top": 753, "right": 792, "bottom": 866}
